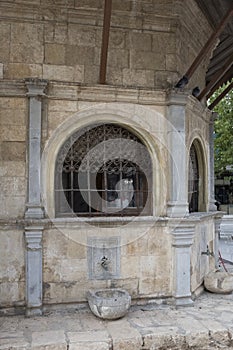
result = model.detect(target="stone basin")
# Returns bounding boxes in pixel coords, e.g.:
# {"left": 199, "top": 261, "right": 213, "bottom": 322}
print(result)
{"left": 86, "top": 288, "right": 131, "bottom": 320}
{"left": 204, "top": 270, "right": 233, "bottom": 294}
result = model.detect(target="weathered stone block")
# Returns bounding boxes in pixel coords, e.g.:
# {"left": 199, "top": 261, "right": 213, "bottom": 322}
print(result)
{"left": 53, "top": 24, "right": 68, "bottom": 44}
{"left": 121, "top": 256, "right": 140, "bottom": 278}
{"left": 0, "top": 331, "right": 29, "bottom": 350}
{"left": 0, "top": 161, "right": 25, "bottom": 177}
{"left": 106, "top": 67, "right": 123, "bottom": 85}
{"left": 43, "top": 229, "right": 68, "bottom": 259}
{"left": 44, "top": 44, "right": 66, "bottom": 65}
{"left": 67, "top": 331, "right": 110, "bottom": 350}
{"left": 0, "top": 63, "right": 3, "bottom": 79}
{"left": 68, "top": 25, "right": 96, "bottom": 46}
{"left": 44, "top": 23, "right": 55, "bottom": 43}
{"left": 43, "top": 64, "right": 79, "bottom": 82}
{"left": 1, "top": 142, "right": 25, "bottom": 161}
{"left": 152, "top": 32, "right": 176, "bottom": 53}
{"left": 0, "top": 176, "right": 26, "bottom": 197}
{"left": 0, "top": 196, "right": 25, "bottom": 219}
{"left": 0, "top": 108, "right": 26, "bottom": 126}
{"left": 154, "top": 70, "right": 179, "bottom": 88}
{"left": 130, "top": 50, "right": 165, "bottom": 70}
{"left": 66, "top": 45, "right": 95, "bottom": 66}
{"left": 123, "top": 68, "right": 154, "bottom": 87}
{"left": 67, "top": 241, "right": 86, "bottom": 259}
{"left": 0, "top": 24, "right": 11, "bottom": 62}
{"left": 0, "top": 229, "right": 25, "bottom": 283}
{"left": 48, "top": 100, "right": 78, "bottom": 112}
{"left": 10, "top": 23, "right": 43, "bottom": 63}
{"left": 106, "top": 318, "right": 142, "bottom": 350}
{"left": 1, "top": 126, "right": 26, "bottom": 142}
{"left": 84, "top": 65, "right": 99, "bottom": 84}
{"left": 107, "top": 49, "right": 129, "bottom": 68}
{"left": 31, "top": 331, "right": 67, "bottom": 350}
{"left": 128, "top": 32, "right": 152, "bottom": 51}
{"left": 4, "top": 63, "right": 42, "bottom": 79}
{"left": 74, "top": 0, "right": 103, "bottom": 9}
{"left": 166, "top": 53, "right": 178, "bottom": 71}
{"left": 109, "top": 30, "right": 126, "bottom": 49}
{"left": 0, "top": 282, "right": 25, "bottom": 307}
{"left": 0, "top": 97, "right": 26, "bottom": 111}
{"left": 48, "top": 111, "right": 74, "bottom": 132}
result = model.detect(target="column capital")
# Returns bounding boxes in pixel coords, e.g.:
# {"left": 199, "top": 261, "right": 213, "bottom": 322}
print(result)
{"left": 25, "top": 78, "right": 48, "bottom": 97}
{"left": 166, "top": 90, "right": 189, "bottom": 106}
{"left": 171, "top": 223, "right": 195, "bottom": 247}
{"left": 25, "top": 226, "right": 43, "bottom": 250}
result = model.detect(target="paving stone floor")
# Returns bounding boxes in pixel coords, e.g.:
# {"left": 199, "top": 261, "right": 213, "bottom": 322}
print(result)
{"left": 1, "top": 291, "right": 233, "bottom": 350}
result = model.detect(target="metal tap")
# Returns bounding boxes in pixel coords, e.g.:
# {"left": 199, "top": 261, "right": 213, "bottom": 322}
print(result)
{"left": 201, "top": 245, "right": 214, "bottom": 257}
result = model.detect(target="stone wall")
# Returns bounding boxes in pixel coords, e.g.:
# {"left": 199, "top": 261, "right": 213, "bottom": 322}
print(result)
{"left": 0, "top": 0, "right": 212, "bottom": 88}
{"left": 0, "top": 0, "right": 219, "bottom": 313}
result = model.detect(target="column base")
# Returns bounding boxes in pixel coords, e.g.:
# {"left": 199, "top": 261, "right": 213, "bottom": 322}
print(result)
{"left": 26, "top": 307, "right": 43, "bottom": 317}
{"left": 25, "top": 205, "right": 44, "bottom": 219}
{"left": 167, "top": 201, "right": 189, "bottom": 218}
{"left": 208, "top": 199, "right": 217, "bottom": 212}
{"left": 174, "top": 296, "right": 194, "bottom": 308}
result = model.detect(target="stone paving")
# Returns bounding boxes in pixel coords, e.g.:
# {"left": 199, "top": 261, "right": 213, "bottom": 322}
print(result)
{"left": 1, "top": 292, "right": 233, "bottom": 350}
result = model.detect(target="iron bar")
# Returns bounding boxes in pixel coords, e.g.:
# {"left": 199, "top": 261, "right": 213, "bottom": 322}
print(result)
{"left": 99, "top": 0, "right": 112, "bottom": 84}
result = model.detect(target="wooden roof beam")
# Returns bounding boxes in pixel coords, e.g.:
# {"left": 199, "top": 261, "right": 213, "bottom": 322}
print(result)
{"left": 198, "top": 54, "right": 233, "bottom": 100}
{"left": 206, "top": 66, "right": 233, "bottom": 99}
{"left": 99, "top": 0, "right": 112, "bottom": 84}
{"left": 175, "top": 4, "right": 233, "bottom": 88}
{"left": 208, "top": 81, "right": 233, "bottom": 110}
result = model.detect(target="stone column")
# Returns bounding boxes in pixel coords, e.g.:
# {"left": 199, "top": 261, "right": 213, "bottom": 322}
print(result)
{"left": 214, "top": 213, "right": 224, "bottom": 268}
{"left": 167, "top": 92, "right": 189, "bottom": 217}
{"left": 209, "top": 112, "right": 217, "bottom": 211}
{"left": 25, "top": 78, "right": 48, "bottom": 219}
{"left": 172, "top": 222, "right": 194, "bottom": 307}
{"left": 25, "top": 226, "right": 43, "bottom": 316}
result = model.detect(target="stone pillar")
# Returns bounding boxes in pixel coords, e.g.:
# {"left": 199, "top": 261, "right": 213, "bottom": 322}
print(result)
{"left": 24, "top": 78, "right": 47, "bottom": 316}
{"left": 167, "top": 92, "right": 189, "bottom": 217}
{"left": 25, "top": 78, "right": 48, "bottom": 219}
{"left": 214, "top": 213, "right": 224, "bottom": 268}
{"left": 25, "top": 226, "right": 43, "bottom": 316}
{"left": 209, "top": 112, "right": 217, "bottom": 211}
{"left": 172, "top": 222, "right": 194, "bottom": 307}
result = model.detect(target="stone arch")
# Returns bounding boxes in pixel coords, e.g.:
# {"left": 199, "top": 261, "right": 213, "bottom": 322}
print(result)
{"left": 41, "top": 103, "right": 167, "bottom": 218}
{"left": 188, "top": 137, "right": 207, "bottom": 212}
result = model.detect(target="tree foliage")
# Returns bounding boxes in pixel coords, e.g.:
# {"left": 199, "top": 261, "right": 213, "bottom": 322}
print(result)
{"left": 208, "top": 80, "right": 233, "bottom": 176}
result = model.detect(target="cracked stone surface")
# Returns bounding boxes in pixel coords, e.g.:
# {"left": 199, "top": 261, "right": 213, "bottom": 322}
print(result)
{"left": 1, "top": 292, "right": 233, "bottom": 349}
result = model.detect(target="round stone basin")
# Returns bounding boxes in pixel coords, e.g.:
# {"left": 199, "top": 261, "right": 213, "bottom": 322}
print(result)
{"left": 204, "top": 270, "right": 233, "bottom": 294}
{"left": 86, "top": 288, "right": 131, "bottom": 320}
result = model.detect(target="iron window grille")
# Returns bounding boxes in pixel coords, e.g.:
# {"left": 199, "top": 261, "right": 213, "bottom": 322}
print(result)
{"left": 55, "top": 123, "right": 152, "bottom": 217}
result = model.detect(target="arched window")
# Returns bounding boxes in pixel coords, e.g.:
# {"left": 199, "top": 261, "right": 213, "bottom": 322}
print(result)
{"left": 188, "top": 144, "right": 199, "bottom": 212}
{"left": 55, "top": 123, "right": 152, "bottom": 217}
{"left": 188, "top": 140, "right": 207, "bottom": 213}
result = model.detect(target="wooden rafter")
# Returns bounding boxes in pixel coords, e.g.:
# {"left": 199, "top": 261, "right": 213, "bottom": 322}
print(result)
{"left": 206, "top": 66, "right": 233, "bottom": 99}
{"left": 99, "top": 0, "right": 112, "bottom": 84}
{"left": 208, "top": 81, "right": 233, "bottom": 110}
{"left": 175, "top": 4, "right": 233, "bottom": 88}
{"left": 198, "top": 54, "right": 233, "bottom": 100}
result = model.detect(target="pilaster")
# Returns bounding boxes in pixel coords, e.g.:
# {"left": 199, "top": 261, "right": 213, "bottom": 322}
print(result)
{"left": 25, "top": 225, "right": 43, "bottom": 316}
{"left": 172, "top": 221, "right": 194, "bottom": 307}
{"left": 208, "top": 112, "right": 218, "bottom": 211}
{"left": 167, "top": 91, "right": 189, "bottom": 217}
{"left": 25, "top": 78, "right": 48, "bottom": 219}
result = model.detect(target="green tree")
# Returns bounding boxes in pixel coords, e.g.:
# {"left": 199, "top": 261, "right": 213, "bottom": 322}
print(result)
{"left": 208, "top": 80, "right": 233, "bottom": 176}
